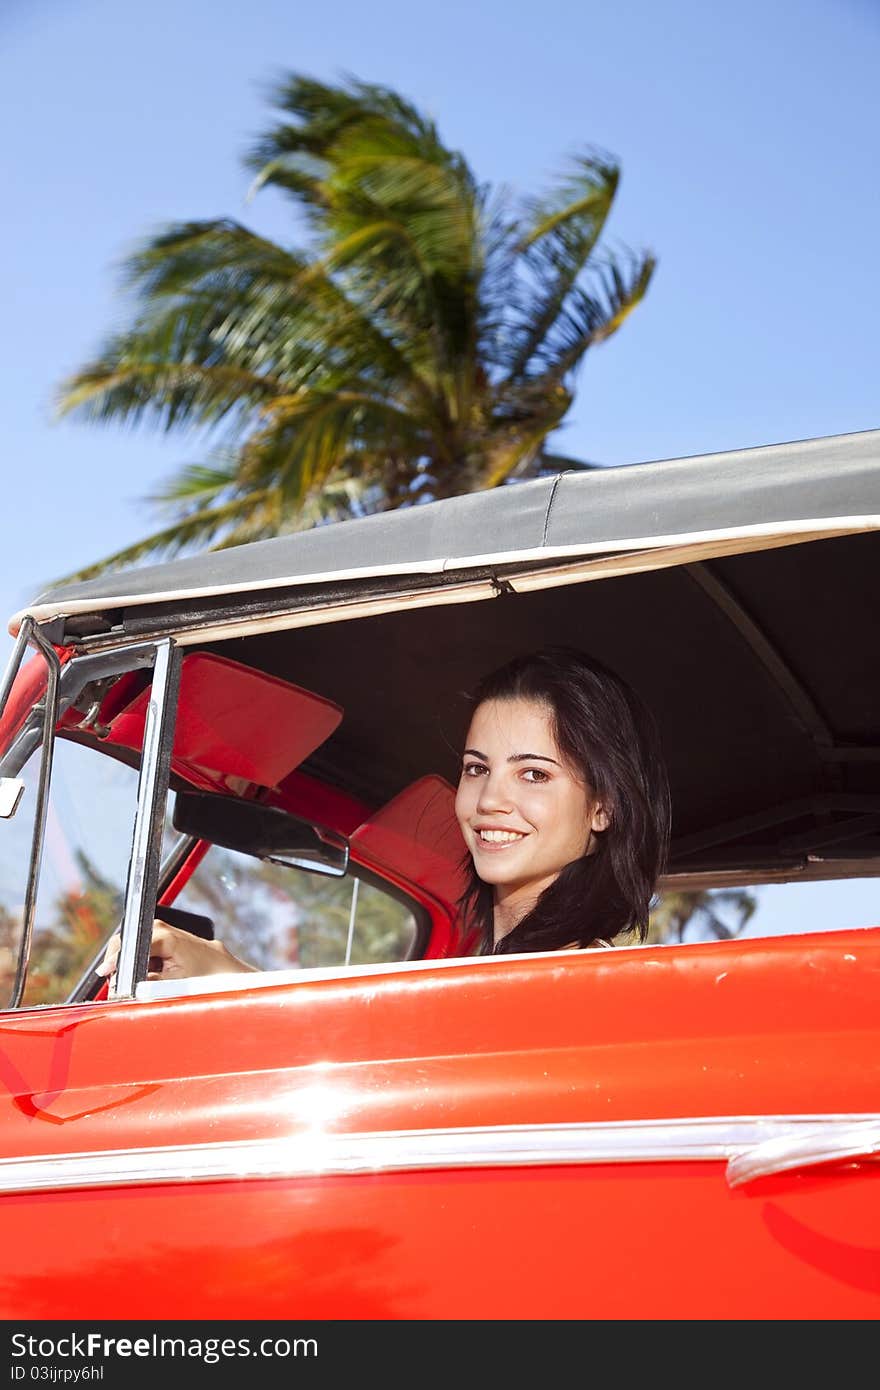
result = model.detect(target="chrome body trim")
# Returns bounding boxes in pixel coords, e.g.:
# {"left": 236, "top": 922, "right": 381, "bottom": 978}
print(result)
{"left": 725, "top": 1118, "right": 880, "bottom": 1187}
{"left": 1, "top": 1114, "right": 878, "bottom": 1197}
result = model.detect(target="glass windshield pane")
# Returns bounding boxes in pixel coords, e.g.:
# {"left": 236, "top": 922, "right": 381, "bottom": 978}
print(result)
{"left": 16, "top": 740, "right": 141, "bottom": 1006}
{"left": 0, "top": 649, "right": 180, "bottom": 1008}
{"left": 0, "top": 648, "right": 50, "bottom": 1009}
{"left": 173, "top": 835, "right": 419, "bottom": 971}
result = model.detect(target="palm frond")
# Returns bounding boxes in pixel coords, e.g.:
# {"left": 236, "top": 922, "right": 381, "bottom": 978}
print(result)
{"left": 503, "top": 153, "right": 628, "bottom": 379}
{"left": 246, "top": 72, "right": 451, "bottom": 190}
{"left": 526, "top": 248, "right": 656, "bottom": 383}
{"left": 45, "top": 486, "right": 277, "bottom": 584}
{"left": 56, "top": 357, "right": 279, "bottom": 433}
{"left": 120, "top": 219, "right": 306, "bottom": 297}
{"left": 58, "top": 213, "right": 446, "bottom": 435}
{"left": 516, "top": 150, "right": 618, "bottom": 252}
{"left": 650, "top": 887, "right": 757, "bottom": 944}
{"left": 55, "top": 71, "right": 656, "bottom": 571}
{"left": 146, "top": 459, "right": 240, "bottom": 505}
{"left": 246, "top": 389, "right": 426, "bottom": 499}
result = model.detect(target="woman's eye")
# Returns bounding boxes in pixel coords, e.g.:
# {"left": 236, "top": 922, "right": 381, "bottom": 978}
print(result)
{"left": 522, "top": 767, "right": 550, "bottom": 783}
{"left": 462, "top": 762, "right": 487, "bottom": 778}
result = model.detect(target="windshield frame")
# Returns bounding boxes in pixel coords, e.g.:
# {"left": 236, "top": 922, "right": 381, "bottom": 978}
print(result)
{"left": 0, "top": 633, "right": 181, "bottom": 1009}
{"left": 0, "top": 618, "right": 61, "bottom": 1007}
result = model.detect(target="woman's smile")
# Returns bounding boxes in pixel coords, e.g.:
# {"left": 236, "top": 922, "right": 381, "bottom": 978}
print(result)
{"left": 473, "top": 826, "right": 528, "bottom": 847}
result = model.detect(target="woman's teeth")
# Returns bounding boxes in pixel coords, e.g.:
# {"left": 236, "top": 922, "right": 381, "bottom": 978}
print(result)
{"left": 478, "top": 829, "right": 525, "bottom": 844}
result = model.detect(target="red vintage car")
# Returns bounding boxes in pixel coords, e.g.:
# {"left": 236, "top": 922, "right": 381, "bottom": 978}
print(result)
{"left": 0, "top": 428, "right": 878, "bottom": 1319}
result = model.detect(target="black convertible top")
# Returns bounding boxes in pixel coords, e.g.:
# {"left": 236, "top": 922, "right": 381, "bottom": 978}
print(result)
{"left": 15, "top": 427, "right": 879, "bottom": 629}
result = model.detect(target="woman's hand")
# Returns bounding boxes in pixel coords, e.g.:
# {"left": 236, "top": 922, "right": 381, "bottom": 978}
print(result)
{"left": 97, "top": 920, "right": 257, "bottom": 984}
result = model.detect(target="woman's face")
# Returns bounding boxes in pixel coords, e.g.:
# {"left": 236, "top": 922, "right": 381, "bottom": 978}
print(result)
{"left": 454, "top": 696, "right": 609, "bottom": 909}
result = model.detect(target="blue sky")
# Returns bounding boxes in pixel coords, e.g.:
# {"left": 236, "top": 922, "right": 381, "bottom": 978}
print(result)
{"left": 2, "top": 0, "right": 878, "bottom": 934}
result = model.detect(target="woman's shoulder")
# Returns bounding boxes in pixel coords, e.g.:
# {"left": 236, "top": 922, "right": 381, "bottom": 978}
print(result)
{"left": 560, "top": 937, "right": 613, "bottom": 951}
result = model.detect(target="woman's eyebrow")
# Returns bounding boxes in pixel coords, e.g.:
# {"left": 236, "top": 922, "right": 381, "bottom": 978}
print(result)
{"left": 462, "top": 747, "right": 560, "bottom": 766}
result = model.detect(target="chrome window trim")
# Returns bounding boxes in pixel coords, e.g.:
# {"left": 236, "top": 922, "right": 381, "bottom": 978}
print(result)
{"left": 1, "top": 1113, "right": 877, "bottom": 1197}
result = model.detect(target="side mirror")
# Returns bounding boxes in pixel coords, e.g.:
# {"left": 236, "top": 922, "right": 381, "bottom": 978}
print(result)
{"left": 172, "top": 791, "right": 350, "bottom": 878}
{"left": 0, "top": 778, "right": 24, "bottom": 818}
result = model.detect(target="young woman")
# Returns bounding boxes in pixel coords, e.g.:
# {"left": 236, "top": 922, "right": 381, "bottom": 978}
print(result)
{"left": 455, "top": 646, "right": 671, "bottom": 954}
{"left": 98, "top": 646, "right": 670, "bottom": 980}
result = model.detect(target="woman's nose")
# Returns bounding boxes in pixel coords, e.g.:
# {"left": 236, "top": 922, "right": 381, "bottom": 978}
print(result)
{"left": 476, "top": 775, "right": 513, "bottom": 814}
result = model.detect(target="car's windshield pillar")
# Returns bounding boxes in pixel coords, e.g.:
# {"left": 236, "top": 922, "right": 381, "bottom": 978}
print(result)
{"left": 111, "top": 638, "right": 182, "bottom": 1000}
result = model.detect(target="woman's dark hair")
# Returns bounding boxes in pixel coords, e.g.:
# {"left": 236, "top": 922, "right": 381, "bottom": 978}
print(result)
{"left": 458, "top": 646, "right": 671, "bottom": 955}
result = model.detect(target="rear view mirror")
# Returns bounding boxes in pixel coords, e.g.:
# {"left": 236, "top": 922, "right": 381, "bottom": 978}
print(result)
{"left": 172, "top": 791, "right": 350, "bottom": 878}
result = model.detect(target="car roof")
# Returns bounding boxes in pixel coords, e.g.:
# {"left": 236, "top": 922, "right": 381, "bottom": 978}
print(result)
{"left": 13, "top": 427, "right": 879, "bottom": 634}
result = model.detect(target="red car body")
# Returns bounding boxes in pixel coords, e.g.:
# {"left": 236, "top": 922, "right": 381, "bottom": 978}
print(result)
{"left": 0, "top": 429, "right": 878, "bottom": 1318}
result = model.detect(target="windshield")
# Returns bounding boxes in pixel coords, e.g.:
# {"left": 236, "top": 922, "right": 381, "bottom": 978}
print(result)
{"left": 0, "top": 738, "right": 141, "bottom": 1006}
{"left": 0, "top": 646, "right": 174, "bottom": 1009}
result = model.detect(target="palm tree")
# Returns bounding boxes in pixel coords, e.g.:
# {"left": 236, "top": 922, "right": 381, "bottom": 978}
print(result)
{"left": 647, "top": 886, "right": 757, "bottom": 945}
{"left": 56, "top": 73, "right": 656, "bottom": 579}
{"left": 23, "top": 851, "right": 124, "bottom": 1005}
